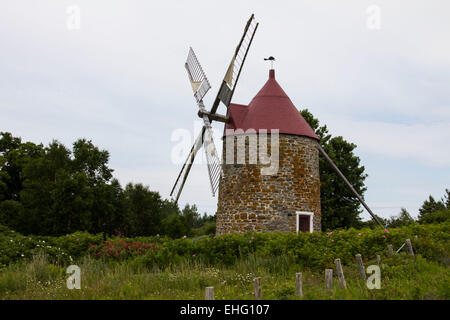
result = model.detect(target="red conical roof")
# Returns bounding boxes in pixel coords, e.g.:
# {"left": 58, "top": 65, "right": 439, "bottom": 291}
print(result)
{"left": 224, "top": 69, "right": 319, "bottom": 140}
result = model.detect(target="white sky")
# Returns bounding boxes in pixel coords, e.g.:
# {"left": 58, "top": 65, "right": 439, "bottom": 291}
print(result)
{"left": 1, "top": 1, "right": 449, "bottom": 221}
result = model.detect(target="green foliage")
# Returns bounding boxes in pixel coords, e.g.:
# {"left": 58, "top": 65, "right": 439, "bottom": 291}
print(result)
{"left": 419, "top": 189, "right": 449, "bottom": 224}
{"left": 0, "top": 223, "right": 448, "bottom": 300}
{"left": 419, "top": 195, "right": 447, "bottom": 217}
{"left": 360, "top": 213, "right": 388, "bottom": 229}
{"left": 163, "top": 215, "right": 189, "bottom": 239}
{"left": 0, "top": 132, "right": 213, "bottom": 238}
{"left": 300, "top": 109, "right": 367, "bottom": 230}
{"left": 123, "top": 183, "right": 165, "bottom": 236}
{"left": 1, "top": 247, "right": 448, "bottom": 300}
{"left": 88, "top": 239, "right": 158, "bottom": 260}
{"left": 419, "top": 209, "right": 450, "bottom": 225}
{"left": 30, "top": 222, "right": 446, "bottom": 271}
{"left": 387, "top": 208, "right": 415, "bottom": 228}
{"left": 4, "top": 221, "right": 448, "bottom": 271}
{"left": 192, "top": 221, "right": 216, "bottom": 237}
{"left": 0, "top": 225, "right": 103, "bottom": 267}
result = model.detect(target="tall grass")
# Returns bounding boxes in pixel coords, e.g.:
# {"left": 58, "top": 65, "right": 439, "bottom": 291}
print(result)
{"left": 0, "top": 251, "right": 448, "bottom": 300}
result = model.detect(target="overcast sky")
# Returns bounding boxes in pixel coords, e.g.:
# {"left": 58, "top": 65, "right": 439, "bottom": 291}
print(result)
{"left": 1, "top": 1, "right": 449, "bottom": 221}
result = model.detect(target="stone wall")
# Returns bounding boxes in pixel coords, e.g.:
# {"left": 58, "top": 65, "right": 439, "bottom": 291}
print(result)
{"left": 216, "top": 133, "right": 321, "bottom": 234}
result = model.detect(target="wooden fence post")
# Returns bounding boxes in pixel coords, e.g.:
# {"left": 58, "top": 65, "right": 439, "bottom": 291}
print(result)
{"left": 356, "top": 254, "right": 366, "bottom": 280}
{"left": 254, "top": 278, "right": 262, "bottom": 300}
{"left": 387, "top": 244, "right": 394, "bottom": 256}
{"left": 376, "top": 255, "right": 381, "bottom": 265}
{"left": 405, "top": 239, "right": 414, "bottom": 255}
{"left": 205, "top": 287, "right": 214, "bottom": 300}
{"left": 334, "top": 258, "right": 347, "bottom": 288}
{"left": 295, "top": 273, "right": 303, "bottom": 299}
{"left": 325, "top": 269, "right": 333, "bottom": 289}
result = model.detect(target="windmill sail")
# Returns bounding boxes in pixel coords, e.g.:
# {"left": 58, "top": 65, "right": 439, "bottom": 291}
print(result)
{"left": 171, "top": 15, "right": 258, "bottom": 203}
{"left": 211, "top": 14, "right": 259, "bottom": 113}
{"left": 170, "top": 127, "right": 206, "bottom": 203}
{"left": 185, "top": 47, "right": 211, "bottom": 103}
{"left": 203, "top": 123, "right": 222, "bottom": 196}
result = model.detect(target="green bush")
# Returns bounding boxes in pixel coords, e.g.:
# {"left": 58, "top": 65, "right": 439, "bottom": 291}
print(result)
{"left": 83, "top": 222, "right": 450, "bottom": 271}
{"left": 419, "top": 209, "right": 450, "bottom": 225}
{"left": 0, "top": 225, "right": 102, "bottom": 266}
{"left": 1, "top": 222, "right": 449, "bottom": 270}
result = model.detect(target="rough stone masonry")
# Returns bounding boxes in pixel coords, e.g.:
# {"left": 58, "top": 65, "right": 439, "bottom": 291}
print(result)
{"left": 216, "top": 133, "right": 321, "bottom": 234}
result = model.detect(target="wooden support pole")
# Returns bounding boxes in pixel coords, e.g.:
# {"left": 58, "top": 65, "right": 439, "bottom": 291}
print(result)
{"left": 376, "top": 255, "right": 381, "bottom": 265}
{"left": 405, "top": 239, "right": 414, "bottom": 255}
{"left": 334, "top": 258, "right": 347, "bottom": 288}
{"left": 325, "top": 269, "right": 333, "bottom": 289}
{"left": 295, "top": 273, "right": 303, "bottom": 299}
{"left": 254, "top": 278, "right": 262, "bottom": 300}
{"left": 205, "top": 287, "right": 214, "bottom": 300}
{"left": 198, "top": 110, "right": 230, "bottom": 123}
{"left": 356, "top": 254, "right": 366, "bottom": 280}
{"left": 317, "top": 144, "right": 384, "bottom": 227}
{"left": 387, "top": 244, "right": 394, "bottom": 256}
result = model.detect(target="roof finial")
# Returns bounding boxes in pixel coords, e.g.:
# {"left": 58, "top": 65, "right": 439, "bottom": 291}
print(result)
{"left": 264, "top": 56, "right": 275, "bottom": 69}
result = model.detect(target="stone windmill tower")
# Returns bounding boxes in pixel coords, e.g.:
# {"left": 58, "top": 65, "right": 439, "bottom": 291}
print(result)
{"left": 171, "top": 15, "right": 385, "bottom": 235}
{"left": 216, "top": 68, "right": 322, "bottom": 234}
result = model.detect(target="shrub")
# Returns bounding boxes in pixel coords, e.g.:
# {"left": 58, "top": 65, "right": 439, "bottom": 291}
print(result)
{"left": 88, "top": 239, "right": 158, "bottom": 260}
{"left": 1, "top": 222, "right": 449, "bottom": 270}
{"left": 419, "top": 209, "right": 450, "bottom": 225}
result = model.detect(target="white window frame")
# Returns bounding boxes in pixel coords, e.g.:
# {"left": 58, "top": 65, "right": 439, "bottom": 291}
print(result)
{"left": 295, "top": 211, "right": 314, "bottom": 233}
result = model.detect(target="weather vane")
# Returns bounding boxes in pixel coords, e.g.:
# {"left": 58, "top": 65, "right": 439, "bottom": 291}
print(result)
{"left": 264, "top": 56, "right": 275, "bottom": 69}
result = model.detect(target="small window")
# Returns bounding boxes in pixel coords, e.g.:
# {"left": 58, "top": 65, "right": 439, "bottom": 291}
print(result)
{"left": 296, "top": 211, "right": 314, "bottom": 233}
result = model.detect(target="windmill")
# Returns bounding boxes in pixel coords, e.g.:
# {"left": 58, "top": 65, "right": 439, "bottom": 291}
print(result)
{"left": 170, "top": 14, "right": 259, "bottom": 203}
{"left": 171, "top": 14, "right": 384, "bottom": 231}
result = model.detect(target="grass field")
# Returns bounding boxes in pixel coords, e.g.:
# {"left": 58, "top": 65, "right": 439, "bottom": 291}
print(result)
{"left": 0, "top": 251, "right": 448, "bottom": 300}
{"left": 1, "top": 222, "right": 449, "bottom": 300}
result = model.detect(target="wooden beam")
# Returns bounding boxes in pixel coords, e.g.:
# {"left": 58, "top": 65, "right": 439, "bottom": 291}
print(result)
{"left": 325, "top": 269, "right": 333, "bottom": 289}
{"left": 356, "top": 254, "right": 366, "bottom": 280}
{"left": 317, "top": 144, "right": 385, "bottom": 228}
{"left": 198, "top": 110, "right": 229, "bottom": 123}
{"left": 334, "top": 258, "right": 347, "bottom": 288}
{"left": 406, "top": 239, "right": 414, "bottom": 255}
{"left": 253, "top": 277, "right": 262, "bottom": 300}
{"left": 205, "top": 287, "right": 214, "bottom": 300}
{"left": 295, "top": 273, "right": 303, "bottom": 299}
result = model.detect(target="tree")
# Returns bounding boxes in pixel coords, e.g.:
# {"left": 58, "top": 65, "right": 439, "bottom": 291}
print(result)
{"left": 388, "top": 208, "right": 415, "bottom": 228}
{"left": 418, "top": 189, "right": 449, "bottom": 224}
{"left": 444, "top": 189, "right": 450, "bottom": 208}
{"left": 0, "top": 132, "right": 212, "bottom": 237}
{"left": 0, "top": 134, "right": 120, "bottom": 235}
{"left": 181, "top": 204, "right": 200, "bottom": 232}
{"left": 20, "top": 140, "right": 93, "bottom": 235}
{"left": 419, "top": 209, "right": 449, "bottom": 224}
{"left": 163, "top": 214, "right": 188, "bottom": 239}
{"left": 0, "top": 132, "right": 43, "bottom": 202}
{"left": 360, "top": 213, "right": 388, "bottom": 229}
{"left": 300, "top": 109, "right": 367, "bottom": 230}
{"left": 123, "top": 183, "right": 165, "bottom": 236}
{"left": 419, "top": 195, "right": 446, "bottom": 218}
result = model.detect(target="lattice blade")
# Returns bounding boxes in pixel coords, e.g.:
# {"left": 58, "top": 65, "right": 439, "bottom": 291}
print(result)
{"left": 203, "top": 126, "right": 222, "bottom": 197}
{"left": 211, "top": 14, "right": 258, "bottom": 111}
{"left": 170, "top": 127, "right": 205, "bottom": 203}
{"left": 185, "top": 47, "right": 211, "bottom": 103}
